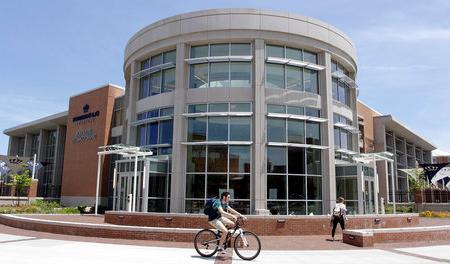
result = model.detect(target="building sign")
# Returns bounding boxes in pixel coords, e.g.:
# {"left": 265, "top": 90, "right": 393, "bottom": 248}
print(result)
{"left": 72, "top": 128, "right": 96, "bottom": 143}
{"left": 72, "top": 104, "right": 100, "bottom": 123}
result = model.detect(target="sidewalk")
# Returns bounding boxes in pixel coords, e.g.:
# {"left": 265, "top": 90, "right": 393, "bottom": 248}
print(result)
{"left": 0, "top": 214, "right": 449, "bottom": 250}
{"left": 0, "top": 233, "right": 449, "bottom": 264}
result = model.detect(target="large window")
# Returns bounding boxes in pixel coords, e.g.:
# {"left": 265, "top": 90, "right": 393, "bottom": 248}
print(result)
{"left": 136, "top": 107, "right": 174, "bottom": 155}
{"left": 189, "top": 43, "right": 252, "bottom": 89}
{"left": 336, "top": 165, "right": 358, "bottom": 214}
{"left": 267, "top": 104, "right": 321, "bottom": 146}
{"left": 334, "top": 113, "right": 354, "bottom": 151}
{"left": 139, "top": 50, "right": 176, "bottom": 99}
{"left": 185, "top": 145, "right": 251, "bottom": 214}
{"left": 267, "top": 146, "right": 322, "bottom": 215}
{"left": 187, "top": 103, "right": 252, "bottom": 142}
{"left": 331, "top": 60, "right": 351, "bottom": 106}
{"left": 265, "top": 45, "right": 319, "bottom": 93}
{"left": 185, "top": 102, "right": 252, "bottom": 214}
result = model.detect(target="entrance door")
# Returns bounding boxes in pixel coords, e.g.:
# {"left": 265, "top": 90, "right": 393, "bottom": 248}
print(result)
{"left": 364, "top": 179, "right": 375, "bottom": 214}
{"left": 113, "top": 160, "right": 143, "bottom": 211}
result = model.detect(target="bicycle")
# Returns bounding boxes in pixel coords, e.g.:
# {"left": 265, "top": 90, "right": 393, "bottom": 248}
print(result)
{"left": 194, "top": 217, "right": 261, "bottom": 261}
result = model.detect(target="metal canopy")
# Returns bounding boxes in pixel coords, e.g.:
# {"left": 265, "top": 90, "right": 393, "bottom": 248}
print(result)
{"left": 95, "top": 144, "right": 153, "bottom": 214}
{"left": 352, "top": 151, "right": 396, "bottom": 214}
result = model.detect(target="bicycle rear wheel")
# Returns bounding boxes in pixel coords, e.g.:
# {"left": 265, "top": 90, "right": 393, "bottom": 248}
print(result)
{"left": 194, "top": 229, "right": 219, "bottom": 257}
{"left": 233, "top": 231, "right": 261, "bottom": 260}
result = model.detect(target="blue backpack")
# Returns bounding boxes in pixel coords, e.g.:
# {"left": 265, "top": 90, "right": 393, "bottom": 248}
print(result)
{"left": 204, "top": 198, "right": 219, "bottom": 220}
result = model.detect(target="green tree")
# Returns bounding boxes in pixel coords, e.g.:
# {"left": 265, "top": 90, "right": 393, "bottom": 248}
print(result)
{"left": 407, "top": 168, "right": 427, "bottom": 193}
{"left": 6, "top": 165, "right": 32, "bottom": 206}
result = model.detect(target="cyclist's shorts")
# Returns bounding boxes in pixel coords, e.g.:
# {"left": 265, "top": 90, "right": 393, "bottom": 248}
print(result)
{"left": 209, "top": 217, "right": 233, "bottom": 232}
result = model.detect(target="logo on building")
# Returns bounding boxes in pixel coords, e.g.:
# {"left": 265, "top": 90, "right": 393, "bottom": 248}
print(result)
{"left": 73, "top": 104, "right": 100, "bottom": 123}
{"left": 83, "top": 104, "right": 90, "bottom": 113}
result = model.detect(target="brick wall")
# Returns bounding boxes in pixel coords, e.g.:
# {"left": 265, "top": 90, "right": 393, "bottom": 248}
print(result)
{"left": 105, "top": 212, "right": 419, "bottom": 236}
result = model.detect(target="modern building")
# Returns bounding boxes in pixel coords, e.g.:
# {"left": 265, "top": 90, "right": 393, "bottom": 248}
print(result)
{"left": 2, "top": 9, "right": 438, "bottom": 215}
{"left": 4, "top": 84, "right": 124, "bottom": 205}
{"left": 433, "top": 149, "right": 450, "bottom": 163}
{"left": 358, "top": 101, "right": 435, "bottom": 204}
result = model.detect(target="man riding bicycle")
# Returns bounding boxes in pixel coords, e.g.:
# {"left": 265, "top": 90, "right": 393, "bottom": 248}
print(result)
{"left": 207, "top": 191, "right": 247, "bottom": 253}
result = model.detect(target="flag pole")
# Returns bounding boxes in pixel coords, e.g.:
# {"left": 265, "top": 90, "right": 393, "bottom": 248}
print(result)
{"left": 32, "top": 153, "right": 37, "bottom": 180}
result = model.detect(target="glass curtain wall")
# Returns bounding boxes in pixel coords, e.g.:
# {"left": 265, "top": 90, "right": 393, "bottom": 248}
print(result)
{"left": 185, "top": 103, "right": 252, "bottom": 214}
{"left": 331, "top": 60, "right": 351, "bottom": 106}
{"left": 265, "top": 45, "right": 319, "bottom": 94}
{"left": 136, "top": 107, "right": 174, "bottom": 155}
{"left": 335, "top": 165, "right": 358, "bottom": 214}
{"left": 139, "top": 50, "right": 176, "bottom": 99}
{"left": 266, "top": 104, "right": 323, "bottom": 215}
{"left": 189, "top": 43, "right": 252, "bottom": 89}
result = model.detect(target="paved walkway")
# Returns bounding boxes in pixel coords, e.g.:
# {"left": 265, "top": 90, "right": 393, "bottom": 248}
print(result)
{"left": 1, "top": 215, "right": 450, "bottom": 250}
{"left": 0, "top": 233, "right": 449, "bottom": 264}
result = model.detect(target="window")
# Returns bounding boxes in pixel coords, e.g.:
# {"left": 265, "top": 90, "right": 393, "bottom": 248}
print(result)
{"left": 186, "top": 103, "right": 252, "bottom": 142}
{"left": 185, "top": 145, "right": 251, "bottom": 214}
{"left": 267, "top": 104, "right": 321, "bottom": 146}
{"left": 185, "top": 102, "right": 252, "bottom": 214}
{"left": 265, "top": 45, "right": 319, "bottom": 94}
{"left": 189, "top": 43, "right": 252, "bottom": 89}
{"left": 135, "top": 107, "right": 174, "bottom": 154}
{"left": 331, "top": 60, "right": 352, "bottom": 107}
{"left": 266, "top": 145, "right": 323, "bottom": 215}
{"left": 138, "top": 50, "right": 176, "bottom": 99}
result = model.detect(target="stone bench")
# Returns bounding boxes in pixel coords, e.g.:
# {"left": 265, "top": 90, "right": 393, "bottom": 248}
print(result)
{"left": 343, "top": 225, "right": 450, "bottom": 247}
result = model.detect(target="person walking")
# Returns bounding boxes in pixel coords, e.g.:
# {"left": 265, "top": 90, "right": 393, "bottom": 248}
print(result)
{"left": 331, "top": 197, "right": 348, "bottom": 241}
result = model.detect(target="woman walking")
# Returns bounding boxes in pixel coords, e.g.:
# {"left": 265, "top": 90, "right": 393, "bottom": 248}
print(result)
{"left": 331, "top": 197, "right": 348, "bottom": 241}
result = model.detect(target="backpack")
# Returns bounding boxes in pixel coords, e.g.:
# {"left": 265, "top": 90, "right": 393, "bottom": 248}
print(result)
{"left": 204, "top": 198, "right": 219, "bottom": 220}
{"left": 333, "top": 206, "right": 343, "bottom": 217}
{"left": 203, "top": 198, "right": 215, "bottom": 215}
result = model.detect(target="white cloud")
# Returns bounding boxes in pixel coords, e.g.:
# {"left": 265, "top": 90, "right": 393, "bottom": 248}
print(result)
{"left": 359, "top": 64, "right": 436, "bottom": 72}
{"left": 357, "top": 26, "right": 450, "bottom": 43}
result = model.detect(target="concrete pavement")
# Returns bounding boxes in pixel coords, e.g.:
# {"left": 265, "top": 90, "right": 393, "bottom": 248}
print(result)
{"left": 0, "top": 233, "right": 449, "bottom": 264}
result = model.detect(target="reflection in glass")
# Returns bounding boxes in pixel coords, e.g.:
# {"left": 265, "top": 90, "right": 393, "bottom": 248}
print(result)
{"left": 187, "top": 117, "right": 206, "bottom": 141}
{"left": 208, "top": 117, "right": 228, "bottom": 141}
{"left": 230, "top": 117, "right": 251, "bottom": 141}
{"left": 190, "top": 63, "right": 208, "bottom": 88}
{"left": 267, "top": 147, "right": 286, "bottom": 173}
{"left": 230, "top": 62, "right": 251, "bottom": 87}
{"left": 267, "top": 118, "right": 286, "bottom": 142}
{"left": 266, "top": 63, "right": 284, "bottom": 89}
{"left": 208, "top": 145, "right": 228, "bottom": 172}
{"left": 229, "top": 146, "right": 250, "bottom": 173}
{"left": 210, "top": 62, "right": 230, "bottom": 88}
{"left": 267, "top": 174, "right": 286, "bottom": 199}
{"left": 207, "top": 174, "right": 227, "bottom": 197}
{"left": 186, "top": 145, "right": 206, "bottom": 172}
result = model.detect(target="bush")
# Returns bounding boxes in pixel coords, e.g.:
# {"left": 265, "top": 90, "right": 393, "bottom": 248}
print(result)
{"left": 385, "top": 205, "right": 415, "bottom": 214}
{"left": 0, "top": 200, "right": 79, "bottom": 214}
{"left": 419, "top": 211, "right": 450, "bottom": 218}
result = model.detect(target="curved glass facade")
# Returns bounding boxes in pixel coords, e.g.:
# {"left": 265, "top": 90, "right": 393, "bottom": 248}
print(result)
{"left": 124, "top": 9, "right": 359, "bottom": 215}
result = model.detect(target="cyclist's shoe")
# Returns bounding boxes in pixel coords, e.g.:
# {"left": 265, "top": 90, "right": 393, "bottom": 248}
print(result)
{"left": 217, "top": 245, "right": 225, "bottom": 254}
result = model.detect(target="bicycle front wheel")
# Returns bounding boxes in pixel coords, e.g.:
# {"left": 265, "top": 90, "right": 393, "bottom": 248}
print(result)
{"left": 194, "top": 229, "right": 219, "bottom": 257}
{"left": 233, "top": 231, "right": 261, "bottom": 261}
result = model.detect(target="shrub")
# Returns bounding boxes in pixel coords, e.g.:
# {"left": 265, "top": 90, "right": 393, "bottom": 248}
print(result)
{"left": 420, "top": 211, "right": 450, "bottom": 218}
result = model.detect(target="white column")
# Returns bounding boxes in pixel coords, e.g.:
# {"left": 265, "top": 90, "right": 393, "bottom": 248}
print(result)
{"left": 95, "top": 155, "right": 102, "bottom": 215}
{"left": 32, "top": 153, "right": 37, "bottom": 180}
{"left": 390, "top": 160, "right": 396, "bottom": 214}
{"left": 112, "top": 165, "right": 117, "bottom": 210}
{"left": 373, "top": 155, "right": 379, "bottom": 214}
{"left": 132, "top": 155, "right": 138, "bottom": 212}
{"left": 142, "top": 159, "right": 148, "bottom": 212}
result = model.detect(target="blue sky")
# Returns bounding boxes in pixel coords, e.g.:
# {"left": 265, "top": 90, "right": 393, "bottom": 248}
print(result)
{"left": 1, "top": 0, "right": 450, "bottom": 154}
